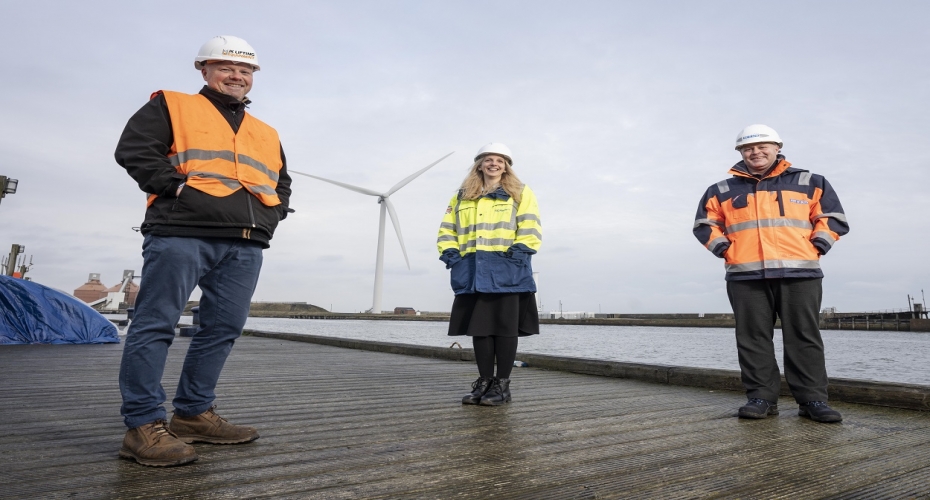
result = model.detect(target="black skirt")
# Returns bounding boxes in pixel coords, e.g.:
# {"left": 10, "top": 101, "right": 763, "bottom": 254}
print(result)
{"left": 448, "top": 292, "right": 540, "bottom": 337}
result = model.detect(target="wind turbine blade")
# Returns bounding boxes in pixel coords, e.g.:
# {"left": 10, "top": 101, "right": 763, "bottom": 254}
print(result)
{"left": 290, "top": 169, "right": 382, "bottom": 197}
{"left": 386, "top": 151, "right": 455, "bottom": 196}
{"left": 383, "top": 198, "right": 410, "bottom": 270}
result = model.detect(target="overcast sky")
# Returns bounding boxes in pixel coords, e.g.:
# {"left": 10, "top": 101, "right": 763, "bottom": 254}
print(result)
{"left": 1, "top": 1, "right": 928, "bottom": 314}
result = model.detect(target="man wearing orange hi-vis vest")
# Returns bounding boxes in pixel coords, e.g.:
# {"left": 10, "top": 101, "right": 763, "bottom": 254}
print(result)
{"left": 693, "top": 125, "right": 849, "bottom": 424}
{"left": 114, "top": 35, "right": 292, "bottom": 467}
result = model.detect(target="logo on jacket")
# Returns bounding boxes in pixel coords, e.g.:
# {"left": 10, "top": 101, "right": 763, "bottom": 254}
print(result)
{"left": 445, "top": 206, "right": 453, "bottom": 214}
{"left": 789, "top": 199, "right": 809, "bottom": 204}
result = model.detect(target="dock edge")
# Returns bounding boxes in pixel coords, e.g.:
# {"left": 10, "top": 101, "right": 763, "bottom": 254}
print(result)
{"left": 244, "top": 330, "right": 929, "bottom": 412}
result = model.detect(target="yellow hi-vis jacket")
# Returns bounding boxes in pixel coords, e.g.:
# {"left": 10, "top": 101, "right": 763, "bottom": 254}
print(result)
{"left": 437, "top": 185, "right": 542, "bottom": 294}
{"left": 146, "top": 91, "right": 283, "bottom": 208}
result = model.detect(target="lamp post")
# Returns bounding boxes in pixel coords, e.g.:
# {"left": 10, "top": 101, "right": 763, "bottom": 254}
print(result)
{"left": 2, "top": 176, "right": 25, "bottom": 278}
{"left": 0, "top": 175, "right": 19, "bottom": 206}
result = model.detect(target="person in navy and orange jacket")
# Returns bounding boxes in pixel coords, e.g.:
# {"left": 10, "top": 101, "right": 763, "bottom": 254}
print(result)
{"left": 114, "top": 35, "right": 292, "bottom": 467}
{"left": 693, "top": 124, "right": 849, "bottom": 423}
{"left": 437, "top": 143, "right": 542, "bottom": 406}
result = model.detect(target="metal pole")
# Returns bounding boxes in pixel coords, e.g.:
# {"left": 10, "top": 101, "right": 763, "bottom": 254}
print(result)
{"left": 6, "top": 244, "right": 23, "bottom": 276}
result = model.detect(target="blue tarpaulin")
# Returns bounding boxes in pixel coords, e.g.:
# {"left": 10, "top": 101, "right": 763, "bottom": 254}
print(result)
{"left": 0, "top": 275, "right": 119, "bottom": 344}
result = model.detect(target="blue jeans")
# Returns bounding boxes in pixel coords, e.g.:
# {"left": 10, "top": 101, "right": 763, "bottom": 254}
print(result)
{"left": 119, "top": 235, "right": 263, "bottom": 429}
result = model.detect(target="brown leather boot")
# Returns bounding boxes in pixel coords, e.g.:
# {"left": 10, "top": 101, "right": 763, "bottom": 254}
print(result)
{"left": 119, "top": 420, "right": 198, "bottom": 467}
{"left": 169, "top": 406, "right": 259, "bottom": 444}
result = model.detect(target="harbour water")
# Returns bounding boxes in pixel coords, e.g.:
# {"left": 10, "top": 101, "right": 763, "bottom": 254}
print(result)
{"left": 218, "top": 317, "right": 930, "bottom": 386}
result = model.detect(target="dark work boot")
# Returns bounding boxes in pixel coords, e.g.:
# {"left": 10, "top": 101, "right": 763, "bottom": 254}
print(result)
{"left": 479, "top": 378, "right": 511, "bottom": 406}
{"left": 462, "top": 377, "right": 493, "bottom": 405}
{"left": 798, "top": 401, "right": 843, "bottom": 423}
{"left": 738, "top": 398, "right": 779, "bottom": 419}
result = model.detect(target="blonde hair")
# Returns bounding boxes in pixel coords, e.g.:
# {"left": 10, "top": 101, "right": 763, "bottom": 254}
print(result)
{"left": 459, "top": 156, "right": 524, "bottom": 203}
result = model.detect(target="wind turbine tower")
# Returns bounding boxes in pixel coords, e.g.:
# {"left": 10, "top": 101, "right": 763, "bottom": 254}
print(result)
{"left": 291, "top": 152, "right": 454, "bottom": 313}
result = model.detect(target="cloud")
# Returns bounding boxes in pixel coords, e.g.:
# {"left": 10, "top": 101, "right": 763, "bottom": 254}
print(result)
{"left": 1, "top": 1, "right": 927, "bottom": 313}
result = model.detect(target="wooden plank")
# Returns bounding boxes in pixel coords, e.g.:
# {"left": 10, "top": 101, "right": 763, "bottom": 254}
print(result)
{"left": 1, "top": 336, "right": 928, "bottom": 499}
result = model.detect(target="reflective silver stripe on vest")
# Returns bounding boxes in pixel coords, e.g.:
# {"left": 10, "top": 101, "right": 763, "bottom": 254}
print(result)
{"left": 693, "top": 218, "right": 724, "bottom": 229}
{"left": 478, "top": 221, "right": 515, "bottom": 232}
{"left": 726, "top": 261, "right": 764, "bottom": 272}
{"left": 726, "top": 218, "right": 813, "bottom": 234}
{"left": 245, "top": 184, "right": 277, "bottom": 195}
{"left": 812, "top": 231, "right": 836, "bottom": 246}
{"left": 439, "top": 222, "right": 455, "bottom": 231}
{"left": 454, "top": 197, "right": 465, "bottom": 251}
{"left": 516, "top": 213, "right": 540, "bottom": 223}
{"left": 170, "top": 149, "right": 236, "bottom": 167}
{"left": 238, "top": 153, "right": 280, "bottom": 182}
{"left": 516, "top": 228, "right": 542, "bottom": 240}
{"left": 170, "top": 149, "right": 279, "bottom": 184}
{"left": 187, "top": 171, "right": 242, "bottom": 190}
{"left": 437, "top": 235, "right": 457, "bottom": 243}
{"left": 453, "top": 199, "right": 462, "bottom": 229}
{"left": 798, "top": 171, "right": 812, "bottom": 186}
{"left": 726, "top": 259, "right": 821, "bottom": 273}
{"left": 813, "top": 212, "right": 848, "bottom": 222}
{"left": 457, "top": 221, "right": 517, "bottom": 235}
{"left": 707, "top": 236, "right": 729, "bottom": 253}
{"left": 716, "top": 180, "right": 730, "bottom": 194}
{"left": 476, "top": 237, "right": 514, "bottom": 247}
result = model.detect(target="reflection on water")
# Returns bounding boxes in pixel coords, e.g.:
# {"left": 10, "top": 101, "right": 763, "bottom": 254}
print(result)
{"left": 178, "top": 318, "right": 928, "bottom": 386}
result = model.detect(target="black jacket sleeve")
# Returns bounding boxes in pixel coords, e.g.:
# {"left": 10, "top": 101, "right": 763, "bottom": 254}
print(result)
{"left": 114, "top": 93, "right": 186, "bottom": 198}
{"left": 276, "top": 143, "right": 293, "bottom": 219}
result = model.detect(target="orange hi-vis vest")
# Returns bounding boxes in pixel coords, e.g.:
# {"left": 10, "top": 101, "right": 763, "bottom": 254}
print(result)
{"left": 146, "top": 90, "right": 282, "bottom": 208}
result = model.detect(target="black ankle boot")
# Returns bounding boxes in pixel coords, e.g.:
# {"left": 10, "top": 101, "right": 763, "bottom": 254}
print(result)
{"left": 462, "top": 377, "right": 493, "bottom": 405}
{"left": 479, "top": 378, "right": 511, "bottom": 406}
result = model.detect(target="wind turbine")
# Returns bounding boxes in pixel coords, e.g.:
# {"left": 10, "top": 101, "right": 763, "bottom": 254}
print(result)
{"left": 290, "top": 152, "right": 454, "bottom": 314}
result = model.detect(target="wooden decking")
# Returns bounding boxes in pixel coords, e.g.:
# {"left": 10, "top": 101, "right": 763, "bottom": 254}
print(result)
{"left": 2, "top": 335, "right": 929, "bottom": 499}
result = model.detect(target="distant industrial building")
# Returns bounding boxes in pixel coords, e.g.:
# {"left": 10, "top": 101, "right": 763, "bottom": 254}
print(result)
{"left": 393, "top": 307, "right": 417, "bottom": 315}
{"left": 73, "top": 271, "right": 138, "bottom": 312}
{"left": 73, "top": 273, "right": 107, "bottom": 303}
{"left": 105, "top": 280, "right": 138, "bottom": 305}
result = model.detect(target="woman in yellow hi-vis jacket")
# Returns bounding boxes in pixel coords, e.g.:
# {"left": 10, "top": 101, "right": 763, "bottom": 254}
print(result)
{"left": 437, "top": 143, "right": 542, "bottom": 406}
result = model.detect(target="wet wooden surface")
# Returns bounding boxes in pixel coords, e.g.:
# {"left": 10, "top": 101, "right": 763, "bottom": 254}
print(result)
{"left": 1, "top": 335, "right": 928, "bottom": 499}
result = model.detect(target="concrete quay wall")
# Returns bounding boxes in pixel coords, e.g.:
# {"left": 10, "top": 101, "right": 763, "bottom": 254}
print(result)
{"left": 244, "top": 330, "right": 930, "bottom": 412}
{"left": 243, "top": 312, "right": 927, "bottom": 330}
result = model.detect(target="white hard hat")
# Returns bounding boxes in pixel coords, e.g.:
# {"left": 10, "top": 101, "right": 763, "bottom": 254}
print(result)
{"left": 474, "top": 143, "right": 513, "bottom": 164}
{"left": 735, "top": 124, "right": 782, "bottom": 150}
{"left": 194, "top": 35, "right": 260, "bottom": 71}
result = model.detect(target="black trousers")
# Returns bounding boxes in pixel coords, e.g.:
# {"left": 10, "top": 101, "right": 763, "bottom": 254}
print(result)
{"left": 727, "top": 278, "right": 829, "bottom": 403}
